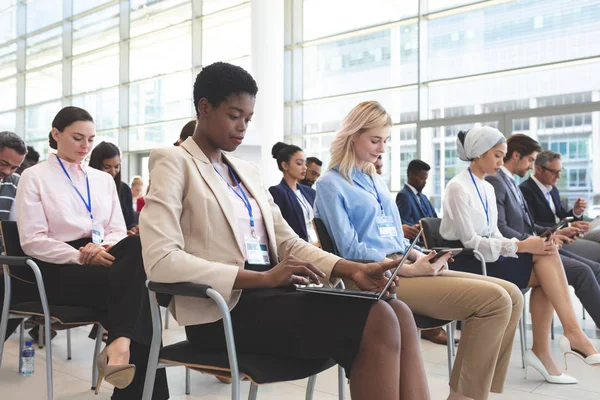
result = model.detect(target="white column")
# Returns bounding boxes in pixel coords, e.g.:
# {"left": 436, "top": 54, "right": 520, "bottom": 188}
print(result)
{"left": 250, "top": 0, "right": 284, "bottom": 187}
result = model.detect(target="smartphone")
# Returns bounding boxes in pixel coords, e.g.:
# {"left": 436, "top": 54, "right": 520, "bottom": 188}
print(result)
{"left": 429, "top": 248, "right": 463, "bottom": 263}
{"left": 540, "top": 217, "right": 575, "bottom": 241}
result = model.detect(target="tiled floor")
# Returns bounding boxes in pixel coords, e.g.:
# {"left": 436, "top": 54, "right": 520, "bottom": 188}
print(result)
{"left": 1, "top": 295, "right": 599, "bottom": 399}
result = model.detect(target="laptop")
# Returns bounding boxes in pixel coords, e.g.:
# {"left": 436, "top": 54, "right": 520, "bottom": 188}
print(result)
{"left": 296, "top": 229, "right": 423, "bottom": 300}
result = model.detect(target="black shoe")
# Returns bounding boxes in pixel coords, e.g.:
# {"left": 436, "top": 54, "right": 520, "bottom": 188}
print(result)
{"left": 28, "top": 326, "right": 57, "bottom": 343}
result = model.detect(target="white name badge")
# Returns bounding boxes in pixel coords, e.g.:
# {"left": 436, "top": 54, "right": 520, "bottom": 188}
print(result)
{"left": 92, "top": 221, "right": 105, "bottom": 244}
{"left": 307, "top": 222, "right": 319, "bottom": 245}
{"left": 245, "top": 234, "right": 270, "bottom": 265}
{"left": 376, "top": 215, "right": 398, "bottom": 238}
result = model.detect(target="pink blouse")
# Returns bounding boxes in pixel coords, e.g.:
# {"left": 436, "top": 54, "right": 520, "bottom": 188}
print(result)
{"left": 15, "top": 155, "right": 127, "bottom": 265}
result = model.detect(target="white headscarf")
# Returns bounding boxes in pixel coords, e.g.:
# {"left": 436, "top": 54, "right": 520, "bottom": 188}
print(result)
{"left": 456, "top": 126, "right": 506, "bottom": 161}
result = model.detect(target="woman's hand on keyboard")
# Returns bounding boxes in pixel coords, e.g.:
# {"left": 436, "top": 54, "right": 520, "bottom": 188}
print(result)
{"left": 265, "top": 255, "right": 326, "bottom": 288}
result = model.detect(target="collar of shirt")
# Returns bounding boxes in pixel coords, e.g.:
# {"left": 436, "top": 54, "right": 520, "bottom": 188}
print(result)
{"left": 531, "top": 174, "right": 552, "bottom": 195}
{"left": 405, "top": 183, "right": 419, "bottom": 196}
{"left": 49, "top": 153, "right": 88, "bottom": 175}
{"left": 500, "top": 166, "right": 516, "bottom": 181}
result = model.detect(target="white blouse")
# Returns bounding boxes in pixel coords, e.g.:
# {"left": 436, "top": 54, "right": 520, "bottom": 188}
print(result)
{"left": 439, "top": 168, "right": 518, "bottom": 262}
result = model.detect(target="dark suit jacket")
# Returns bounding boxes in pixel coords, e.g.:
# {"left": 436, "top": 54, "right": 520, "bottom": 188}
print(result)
{"left": 395, "top": 184, "right": 437, "bottom": 226}
{"left": 519, "top": 177, "right": 582, "bottom": 228}
{"left": 119, "top": 182, "right": 137, "bottom": 230}
{"left": 486, "top": 173, "right": 546, "bottom": 240}
{"left": 268, "top": 179, "right": 316, "bottom": 242}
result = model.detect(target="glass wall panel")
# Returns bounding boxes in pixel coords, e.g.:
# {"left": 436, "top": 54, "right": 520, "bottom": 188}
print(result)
{"left": 26, "top": 27, "right": 62, "bottom": 69}
{"left": 0, "top": 111, "right": 16, "bottom": 132}
{"left": 303, "top": 25, "right": 418, "bottom": 99}
{"left": 427, "top": 0, "right": 600, "bottom": 81}
{"left": 201, "top": 5, "right": 250, "bottom": 65}
{"left": 72, "top": 88, "right": 119, "bottom": 131}
{"left": 0, "top": 43, "right": 16, "bottom": 79}
{"left": 129, "top": 24, "right": 192, "bottom": 81}
{"left": 202, "top": 0, "right": 247, "bottom": 15}
{"left": 72, "top": 46, "right": 119, "bottom": 94}
{"left": 73, "top": 0, "right": 113, "bottom": 15}
{"left": 72, "top": 5, "right": 120, "bottom": 55}
{"left": 0, "top": 77, "right": 16, "bottom": 111}
{"left": 26, "top": 0, "right": 62, "bottom": 33}
{"left": 0, "top": 2, "right": 16, "bottom": 44}
{"left": 25, "top": 64, "right": 62, "bottom": 105}
{"left": 128, "top": 119, "right": 185, "bottom": 151}
{"left": 130, "top": 0, "right": 190, "bottom": 38}
{"left": 129, "top": 70, "right": 193, "bottom": 127}
{"left": 303, "top": 0, "right": 417, "bottom": 41}
{"left": 25, "top": 101, "right": 62, "bottom": 141}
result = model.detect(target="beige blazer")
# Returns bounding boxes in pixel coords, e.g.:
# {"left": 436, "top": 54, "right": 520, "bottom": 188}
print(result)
{"left": 140, "top": 138, "right": 341, "bottom": 326}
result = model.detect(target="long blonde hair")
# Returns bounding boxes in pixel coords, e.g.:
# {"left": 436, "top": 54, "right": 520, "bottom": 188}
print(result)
{"left": 328, "top": 101, "right": 392, "bottom": 183}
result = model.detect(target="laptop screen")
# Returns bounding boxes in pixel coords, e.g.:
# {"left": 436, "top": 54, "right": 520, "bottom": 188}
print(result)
{"left": 377, "top": 229, "right": 423, "bottom": 300}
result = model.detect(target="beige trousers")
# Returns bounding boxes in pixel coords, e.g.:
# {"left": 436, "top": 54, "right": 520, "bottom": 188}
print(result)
{"left": 390, "top": 259, "right": 523, "bottom": 400}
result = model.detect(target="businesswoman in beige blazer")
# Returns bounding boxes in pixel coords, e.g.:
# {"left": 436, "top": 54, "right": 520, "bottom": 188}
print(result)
{"left": 140, "top": 62, "right": 441, "bottom": 400}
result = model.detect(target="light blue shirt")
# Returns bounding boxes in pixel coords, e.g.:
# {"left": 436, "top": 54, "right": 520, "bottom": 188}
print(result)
{"left": 315, "top": 168, "right": 409, "bottom": 262}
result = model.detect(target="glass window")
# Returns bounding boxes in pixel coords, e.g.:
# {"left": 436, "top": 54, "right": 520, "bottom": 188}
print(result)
{"left": 128, "top": 120, "right": 186, "bottom": 151}
{"left": 25, "top": 101, "right": 62, "bottom": 141}
{"left": 72, "top": 5, "right": 120, "bottom": 55}
{"left": 72, "top": 46, "right": 119, "bottom": 94}
{"left": 303, "top": 25, "right": 418, "bottom": 99}
{"left": 26, "top": 139, "right": 51, "bottom": 162}
{"left": 129, "top": 24, "right": 192, "bottom": 81}
{"left": 130, "top": 0, "right": 190, "bottom": 38}
{"left": 202, "top": 0, "right": 247, "bottom": 15}
{"left": 202, "top": 5, "right": 250, "bottom": 65}
{"left": 93, "top": 130, "right": 119, "bottom": 145}
{"left": 303, "top": 0, "right": 417, "bottom": 41}
{"left": 73, "top": 0, "right": 113, "bottom": 15}
{"left": 129, "top": 70, "right": 194, "bottom": 127}
{"left": 26, "top": 0, "right": 62, "bottom": 33}
{"left": 72, "top": 88, "right": 119, "bottom": 131}
{"left": 0, "top": 3, "right": 17, "bottom": 44}
{"left": 26, "top": 27, "right": 63, "bottom": 69}
{"left": 0, "top": 77, "right": 16, "bottom": 111}
{"left": 427, "top": 0, "right": 477, "bottom": 13}
{"left": 0, "top": 111, "right": 16, "bottom": 132}
{"left": 0, "top": 43, "right": 16, "bottom": 79}
{"left": 25, "top": 64, "right": 62, "bottom": 105}
{"left": 427, "top": 0, "right": 600, "bottom": 81}
{"left": 425, "top": 61, "right": 600, "bottom": 119}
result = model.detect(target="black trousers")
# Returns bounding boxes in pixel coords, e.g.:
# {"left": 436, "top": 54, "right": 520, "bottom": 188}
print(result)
{"left": 5, "top": 235, "right": 168, "bottom": 400}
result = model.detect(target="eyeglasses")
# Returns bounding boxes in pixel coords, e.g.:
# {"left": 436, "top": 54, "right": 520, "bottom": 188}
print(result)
{"left": 541, "top": 166, "right": 564, "bottom": 176}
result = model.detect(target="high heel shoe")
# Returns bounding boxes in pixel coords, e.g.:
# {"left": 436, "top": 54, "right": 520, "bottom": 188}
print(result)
{"left": 559, "top": 335, "right": 600, "bottom": 369}
{"left": 94, "top": 348, "right": 136, "bottom": 395}
{"left": 523, "top": 350, "right": 578, "bottom": 384}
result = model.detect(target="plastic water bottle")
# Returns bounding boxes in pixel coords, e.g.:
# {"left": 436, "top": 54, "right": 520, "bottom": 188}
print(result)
{"left": 21, "top": 340, "right": 35, "bottom": 375}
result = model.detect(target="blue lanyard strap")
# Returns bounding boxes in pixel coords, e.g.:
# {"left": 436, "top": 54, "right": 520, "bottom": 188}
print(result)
{"left": 468, "top": 167, "right": 488, "bottom": 226}
{"left": 214, "top": 164, "right": 254, "bottom": 228}
{"left": 353, "top": 173, "right": 384, "bottom": 215}
{"left": 56, "top": 155, "right": 93, "bottom": 220}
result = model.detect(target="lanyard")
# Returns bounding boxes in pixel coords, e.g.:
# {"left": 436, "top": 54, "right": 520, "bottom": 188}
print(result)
{"left": 56, "top": 155, "right": 93, "bottom": 220}
{"left": 295, "top": 190, "right": 313, "bottom": 221}
{"left": 214, "top": 164, "right": 254, "bottom": 229}
{"left": 353, "top": 173, "right": 384, "bottom": 215}
{"left": 468, "top": 167, "right": 488, "bottom": 227}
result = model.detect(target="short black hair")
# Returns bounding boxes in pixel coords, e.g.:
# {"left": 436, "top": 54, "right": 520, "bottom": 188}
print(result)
{"left": 306, "top": 157, "right": 322, "bottom": 167}
{"left": 271, "top": 142, "right": 303, "bottom": 172}
{"left": 193, "top": 62, "right": 258, "bottom": 117}
{"left": 0, "top": 131, "right": 27, "bottom": 155}
{"left": 407, "top": 159, "right": 431, "bottom": 176}
{"left": 505, "top": 134, "right": 542, "bottom": 162}
{"left": 49, "top": 106, "right": 94, "bottom": 150}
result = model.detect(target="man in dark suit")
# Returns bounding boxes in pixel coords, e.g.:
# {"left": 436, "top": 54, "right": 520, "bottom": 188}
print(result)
{"left": 396, "top": 160, "right": 438, "bottom": 240}
{"left": 520, "top": 150, "right": 600, "bottom": 262}
{"left": 489, "top": 135, "right": 600, "bottom": 329}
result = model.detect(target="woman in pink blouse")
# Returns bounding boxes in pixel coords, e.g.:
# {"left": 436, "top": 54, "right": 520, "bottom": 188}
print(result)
{"left": 15, "top": 107, "right": 168, "bottom": 399}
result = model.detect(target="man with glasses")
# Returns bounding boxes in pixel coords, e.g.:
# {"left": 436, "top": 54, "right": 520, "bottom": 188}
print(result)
{"left": 520, "top": 150, "right": 600, "bottom": 262}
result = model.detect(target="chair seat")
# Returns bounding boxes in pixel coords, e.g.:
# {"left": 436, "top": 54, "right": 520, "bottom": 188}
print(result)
{"left": 159, "top": 341, "right": 337, "bottom": 384}
{"left": 414, "top": 314, "right": 452, "bottom": 330}
{"left": 9, "top": 302, "right": 105, "bottom": 327}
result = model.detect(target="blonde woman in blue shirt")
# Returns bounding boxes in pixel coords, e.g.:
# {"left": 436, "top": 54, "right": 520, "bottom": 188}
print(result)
{"left": 314, "top": 101, "right": 523, "bottom": 400}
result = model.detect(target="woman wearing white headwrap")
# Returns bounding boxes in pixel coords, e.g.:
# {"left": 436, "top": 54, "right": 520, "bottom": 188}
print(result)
{"left": 441, "top": 126, "right": 600, "bottom": 386}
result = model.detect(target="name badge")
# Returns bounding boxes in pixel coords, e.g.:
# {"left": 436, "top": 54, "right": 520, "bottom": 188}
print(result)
{"left": 376, "top": 215, "right": 398, "bottom": 238}
{"left": 92, "top": 221, "right": 105, "bottom": 244}
{"left": 245, "top": 234, "right": 270, "bottom": 265}
{"left": 306, "top": 222, "right": 319, "bottom": 245}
